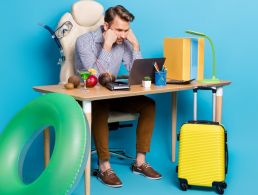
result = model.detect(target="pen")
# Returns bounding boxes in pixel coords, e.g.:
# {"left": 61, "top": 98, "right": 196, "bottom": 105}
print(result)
{"left": 162, "top": 64, "right": 167, "bottom": 71}
{"left": 153, "top": 62, "right": 160, "bottom": 72}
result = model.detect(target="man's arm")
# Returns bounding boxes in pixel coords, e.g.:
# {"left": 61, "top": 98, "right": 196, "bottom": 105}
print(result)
{"left": 75, "top": 34, "right": 112, "bottom": 76}
{"left": 123, "top": 29, "right": 142, "bottom": 71}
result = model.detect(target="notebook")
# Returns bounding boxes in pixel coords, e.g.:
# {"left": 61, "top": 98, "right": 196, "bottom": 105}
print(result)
{"left": 105, "top": 81, "right": 130, "bottom": 91}
{"left": 166, "top": 79, "right": 195, "bottom": 85}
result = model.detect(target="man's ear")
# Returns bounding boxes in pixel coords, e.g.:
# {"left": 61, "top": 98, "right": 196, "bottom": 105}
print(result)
{"left": 103, "top": 22, "right": 109, "bottom": 31}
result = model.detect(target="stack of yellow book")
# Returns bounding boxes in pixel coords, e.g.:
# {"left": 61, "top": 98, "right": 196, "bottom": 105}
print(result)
{"left": 164, "top": 38, "right": 204, "bottom": 81}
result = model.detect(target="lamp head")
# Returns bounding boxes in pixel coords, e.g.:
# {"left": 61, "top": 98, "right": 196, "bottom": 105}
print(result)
{"left": 185, "top": 30, "right": 220, "bottom": 83}
{"left": 185, "top": 30, "right": 207, "bottom": 37}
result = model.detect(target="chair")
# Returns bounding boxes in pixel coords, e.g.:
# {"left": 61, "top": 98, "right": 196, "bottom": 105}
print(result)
{"left": 57, "top": 0, "right": 104, "bottom": 84}
{"left": 43, "top": 0, "right": 137, "bottom": 167}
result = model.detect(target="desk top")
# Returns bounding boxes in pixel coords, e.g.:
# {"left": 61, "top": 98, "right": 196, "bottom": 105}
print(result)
{"left": 33, "top": 81, "right": 231, "bottom": 101}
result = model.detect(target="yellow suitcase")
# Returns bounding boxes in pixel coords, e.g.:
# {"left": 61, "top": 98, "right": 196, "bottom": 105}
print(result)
{"left": 177, "top": 87, "right": 228, "bottom": 194}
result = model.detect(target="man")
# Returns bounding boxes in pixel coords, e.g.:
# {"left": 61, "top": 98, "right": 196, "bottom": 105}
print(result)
{"left": 75, "top": 5, "right": 161, "bottom": 187}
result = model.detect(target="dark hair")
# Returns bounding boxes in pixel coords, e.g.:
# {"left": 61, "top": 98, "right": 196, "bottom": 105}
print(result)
{"left": 104, "top": 5, "right": 134, "bottom": 24}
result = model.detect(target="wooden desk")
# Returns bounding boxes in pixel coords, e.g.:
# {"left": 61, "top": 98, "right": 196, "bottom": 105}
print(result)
{"left": 33, "top": 80, "right": 230, "bottom": 195}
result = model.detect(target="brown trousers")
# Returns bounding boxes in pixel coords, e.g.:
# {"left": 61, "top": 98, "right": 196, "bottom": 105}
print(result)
{"left": 92, "top": 96, "right": 155, "bottom": 161}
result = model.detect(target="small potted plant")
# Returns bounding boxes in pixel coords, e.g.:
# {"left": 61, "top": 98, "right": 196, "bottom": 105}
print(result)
{"left": 142, "top": 76, "right": 152, "bottom": 88}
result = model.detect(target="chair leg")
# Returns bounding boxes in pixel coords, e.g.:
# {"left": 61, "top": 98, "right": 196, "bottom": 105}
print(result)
{"left": 91, "top": 149, "right": 135, "bottom": 161}
{"left": 109, "top": 151, "right": 134, "bottom": 160}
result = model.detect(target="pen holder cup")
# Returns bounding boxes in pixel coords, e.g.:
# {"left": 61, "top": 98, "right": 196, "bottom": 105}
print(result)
{"left": 155, "top": 71, "right": 167, "bottom": 86}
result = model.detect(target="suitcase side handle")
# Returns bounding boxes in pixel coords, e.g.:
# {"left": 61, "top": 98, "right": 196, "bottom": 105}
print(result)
{"left": 225, "top": 142, "right": 228, "bottom": 174}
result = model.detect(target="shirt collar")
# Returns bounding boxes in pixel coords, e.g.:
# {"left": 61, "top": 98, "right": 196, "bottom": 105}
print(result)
{"left": 94, "top": 26, "right": 104, "bottom": 43}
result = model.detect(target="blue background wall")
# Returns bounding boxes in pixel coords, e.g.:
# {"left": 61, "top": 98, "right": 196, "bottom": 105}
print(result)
{"left": 1, "top": 0, "right": 258, "bottom": 194}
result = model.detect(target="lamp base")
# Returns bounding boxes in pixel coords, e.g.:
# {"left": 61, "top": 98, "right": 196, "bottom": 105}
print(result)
{"left": 198, "top": 77, "right": 220, "bottom": 84}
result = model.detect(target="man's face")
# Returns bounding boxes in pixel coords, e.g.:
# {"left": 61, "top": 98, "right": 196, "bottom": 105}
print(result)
{"left": 105, "top": 16, "right": 130, "bottom": 44}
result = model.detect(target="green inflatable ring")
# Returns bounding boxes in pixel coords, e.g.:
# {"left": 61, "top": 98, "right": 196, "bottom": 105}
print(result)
{"left": 0, "top": 93, "right": 89, "bottom": 195}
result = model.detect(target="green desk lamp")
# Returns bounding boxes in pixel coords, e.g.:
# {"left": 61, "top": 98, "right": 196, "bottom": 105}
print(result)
{"left": 185, "top": 30, "right": 220, "bottom": 83}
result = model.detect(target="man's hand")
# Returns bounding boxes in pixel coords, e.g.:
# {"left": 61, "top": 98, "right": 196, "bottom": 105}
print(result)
{"left": 103, "top": 29, "right": 117, "bottom": 51}
{"left": 127, "top": 29, "right": 139, "bottom": 51}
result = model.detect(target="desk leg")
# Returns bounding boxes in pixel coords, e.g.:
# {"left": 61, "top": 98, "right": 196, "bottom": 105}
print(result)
{"left": 172, "top": 92, "right": 177, "bottom": 162}
{"left": 42, "top": 92, "right": 50, "bottom": 167}
{"left": 43, "top": 127, "right": 50, "bottom": 166}
{"left": 82, "top": 101, "right": 92, "bottom": 195}
{"left": 216, "top": 88, "right": 223, "bottom": 123}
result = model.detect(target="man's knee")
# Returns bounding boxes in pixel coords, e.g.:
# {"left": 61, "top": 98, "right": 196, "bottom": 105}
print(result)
{"left": 145, "top": 97, "right": 155, "bottom": 109}
{"left": 140, "top": 96, "right": 155, "bottom": 114}
{"left": 92, "top": 100, "right": 110, "bottom": 117}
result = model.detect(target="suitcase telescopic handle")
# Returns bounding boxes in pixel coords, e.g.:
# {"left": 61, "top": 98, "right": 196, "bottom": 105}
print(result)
{"left": 188, "top": 120, "right": 219, "bottom": 125}
{"left": 193, "top": 87, "right": 217, "bottom": 93}
{"left": 193, "top": 87, "right": 217, "bottom": 121}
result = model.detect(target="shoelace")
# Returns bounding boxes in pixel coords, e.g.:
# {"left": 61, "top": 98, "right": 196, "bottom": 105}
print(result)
{"left": 105, "top": 169, "right": 115, "bottom": 176}
{"left": 141, "top": 163, "right": 151, "bottom": 169}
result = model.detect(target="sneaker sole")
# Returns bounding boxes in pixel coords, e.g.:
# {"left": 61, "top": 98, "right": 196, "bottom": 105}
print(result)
{"left": 132, "top": 170, "right": 162, "bottom": 180}
{"left": 96, "top": 176, "right": 123, "bottom": 188}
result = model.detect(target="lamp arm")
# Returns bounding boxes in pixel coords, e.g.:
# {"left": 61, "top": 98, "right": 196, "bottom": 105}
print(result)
{"left": 206, "top": 36, "right": 216, "bottom": 78}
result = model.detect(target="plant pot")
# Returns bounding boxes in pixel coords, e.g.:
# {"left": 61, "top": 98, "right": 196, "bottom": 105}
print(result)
{"left": 142, "top": 80, "right": 152, "bottom": 88}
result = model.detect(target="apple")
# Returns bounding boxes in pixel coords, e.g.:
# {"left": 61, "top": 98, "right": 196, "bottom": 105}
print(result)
{"left": 86, "top": 75, "right": 98, "bottom": 88}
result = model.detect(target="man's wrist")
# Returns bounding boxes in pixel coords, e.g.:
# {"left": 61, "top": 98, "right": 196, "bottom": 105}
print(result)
{"left": 103, "top": 42, "right": 112, "bottom": 51}
{"left": 132, "top": 42, "right": 140, "bottom": 52}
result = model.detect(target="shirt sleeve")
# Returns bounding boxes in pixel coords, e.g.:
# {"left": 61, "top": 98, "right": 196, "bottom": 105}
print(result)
{"left": 122, "top": 40, "right": 142, "bottom": 72}
{"left": 75, "top": 34, "right": 112, "bottom": 77}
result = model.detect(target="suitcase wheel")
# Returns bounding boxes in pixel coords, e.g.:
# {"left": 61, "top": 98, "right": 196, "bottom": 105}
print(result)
{"left": 216, "top": 185, "right": 224, "bottom": 194}
{"left": 213, "top": 182, "right": 227, "bottom": 194}
{"left": 221, "top": 182, "right": 227, "bottom": 189}
{"left": 179, "top": 179, "right": 188, "bottom": 191}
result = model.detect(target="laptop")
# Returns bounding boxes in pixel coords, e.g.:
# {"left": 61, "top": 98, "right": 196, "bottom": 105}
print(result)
{"left": 129, "top": 58, "right": 195, "bottom": 85}
{"left": 128, "top": 58, "right": 166, "bottom": 85}
{"left": 105, "top": 58, "right": 166, "bottom": 91}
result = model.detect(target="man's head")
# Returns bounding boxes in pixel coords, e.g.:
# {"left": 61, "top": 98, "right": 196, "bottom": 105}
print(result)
{"left": 104, "top": 5, "right": 134, "bottom": 44}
